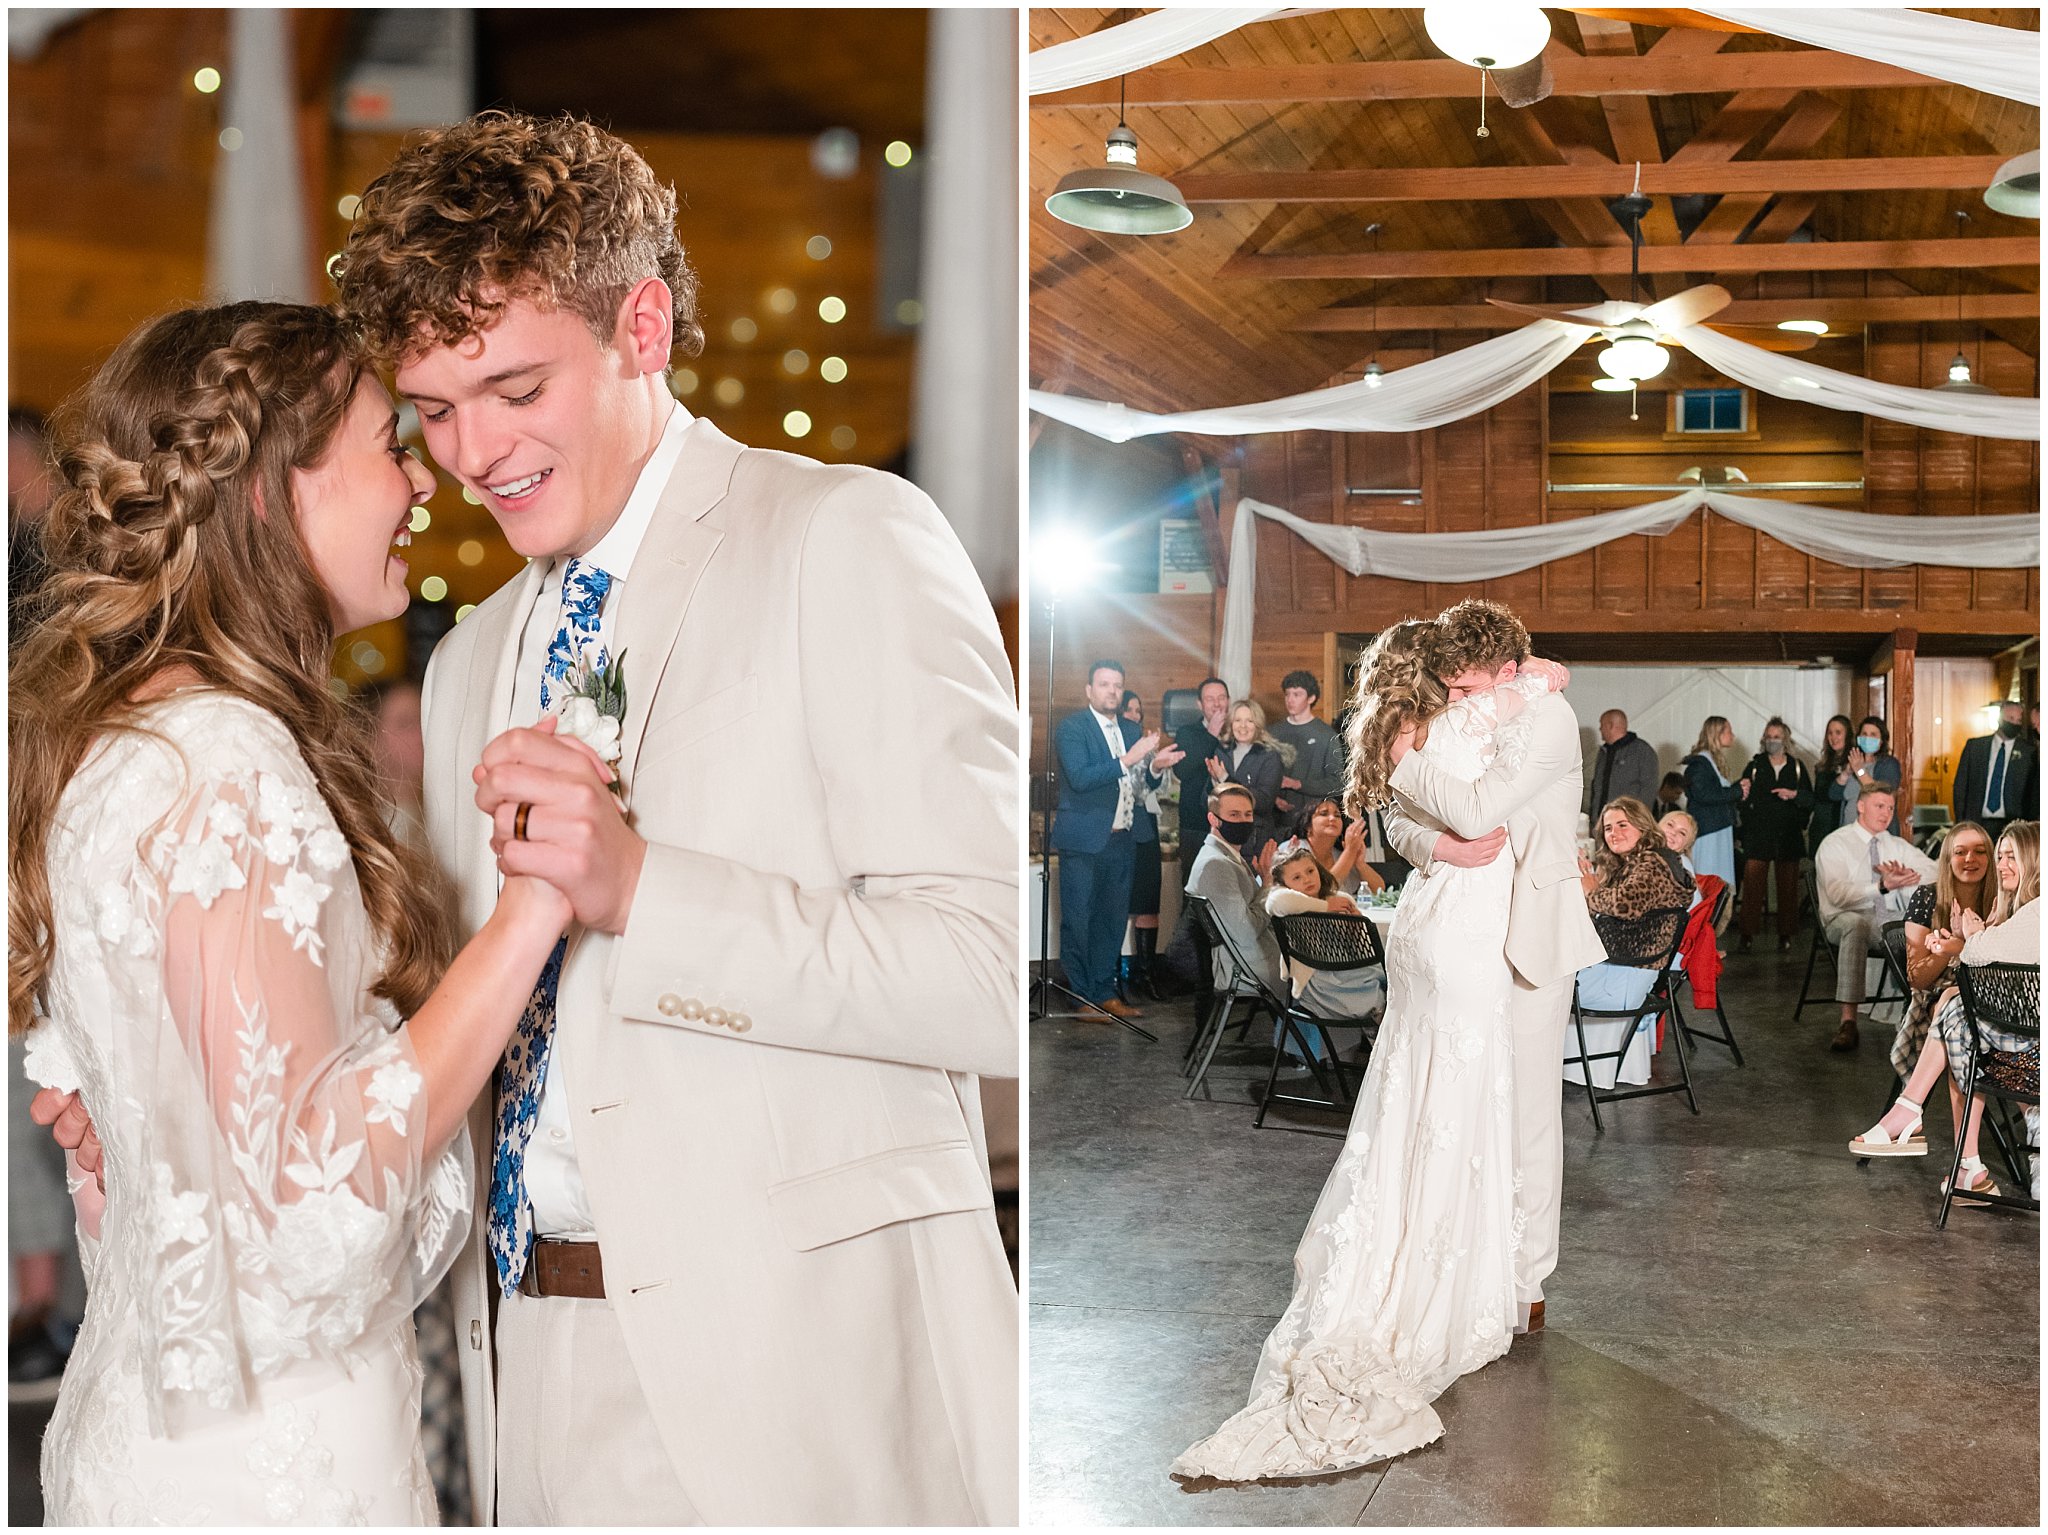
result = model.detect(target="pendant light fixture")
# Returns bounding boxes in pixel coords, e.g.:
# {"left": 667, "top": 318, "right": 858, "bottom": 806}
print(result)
{"left": 1362, "top": 222, "right": 1385, "bottom": 387}
{"left": 1045, "top": 69, "right": 1192, "bottom": 235}
{"left": 1984, "top": 149, "right": 2040, "bottom": 220}
{"left": 1423, "top": 6, "right": 1552, "bottom": 138}
{"left": 1938, "top": 209, "right": 1998, "bottom": 395}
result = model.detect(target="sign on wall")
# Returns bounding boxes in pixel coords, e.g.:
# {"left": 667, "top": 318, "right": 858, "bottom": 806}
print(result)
{"left": 1159, "top": 519, "right": 1213, "bottom": 594}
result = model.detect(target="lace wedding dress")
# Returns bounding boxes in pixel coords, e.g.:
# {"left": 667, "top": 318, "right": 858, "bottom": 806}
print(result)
{"left": 24, "top": 691, "right": 471, "bottom": 1525}
{"left": 1173, "top": 675, "right": 1545, "bottom": 1481}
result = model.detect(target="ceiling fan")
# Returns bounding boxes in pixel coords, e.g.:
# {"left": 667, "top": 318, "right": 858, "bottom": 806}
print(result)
{"left": 1483, "top": 181, "right": 1824, "bottom": 356}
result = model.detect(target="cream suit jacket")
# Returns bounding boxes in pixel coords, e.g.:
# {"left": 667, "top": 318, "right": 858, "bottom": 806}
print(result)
{"left": 1380, "top": 689, "right": 1606, "bottom": 989}
{"left": 421, "top": 414, "right": 1021, "bottom": 1525}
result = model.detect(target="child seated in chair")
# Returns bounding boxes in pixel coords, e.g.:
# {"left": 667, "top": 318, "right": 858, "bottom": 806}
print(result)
{"left": 1265, "top": 846, "right": 1386, "bottom": 1029}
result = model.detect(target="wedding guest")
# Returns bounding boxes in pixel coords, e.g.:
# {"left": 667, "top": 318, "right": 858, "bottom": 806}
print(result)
{"left": 1680, "top": 716, "right": 1741, "bottom": 894}
{"left": 1588, "top": 708, "right": 1659, "bottom": 819}
{"left": 1269, "top": 669, "right": 1345, "bottom": 822}
{"left": 1172, "top": 676, "right": 1232, "bottom": 893}
{"left": 1186, "top": 783, "right": 1284, "bottom": 998}
{"left": 1887, "top": 821, "right": 1995, "bottom": 1089}
{"left": 1276, "top": 797, "right": 1385, "bottom": 897}
{"left": 1207, "top": 698, "right": 1288, "bottom": 862}
{"left": 1574, "top": 797, "right": 1696, "bottom": 1014}
{"left": 1053, "top": 660, "right": 1180, "bottom": 1022}
{"left": 1735, "top": 717, "right": 1813, "bottom": 952}
{"left": 1654, "top": 771, "right": 1687, "bottom": 819}
{"left": 1846, "top": 714, "right": 1903, "bottom": 835}
{"left": 1658, "top": 811, "right": 1705, "bottom": 902}
{"left": 1808, "top": 714, "right": 1857, "bottom": 855}
{"left": 1815, "top": 787, "right": 1937, "bottom": 1052}
{"left": 1851, "top": 821, "right": 2038, "bottom": 1204}
{"left": 1953, "top": 700, "right": 2031, "bottom": 844}
{"left": 1120, "top": 689, "right": 1167, "bottom": 1000}
{"left": 1265, "top": 846, "right": 1386, "bottom": 1025}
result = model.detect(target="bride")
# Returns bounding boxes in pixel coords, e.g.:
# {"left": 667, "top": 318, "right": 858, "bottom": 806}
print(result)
{"left": 1174, "top": 621, "right": 1558, "bottom": 1482}
{"left": 9, "top": 302, "right": 601, "bottom": 1523}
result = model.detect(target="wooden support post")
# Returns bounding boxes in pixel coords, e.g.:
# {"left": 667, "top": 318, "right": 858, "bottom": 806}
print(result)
{"left": 1888, "top": 629, "right": 1918, "bottom": 816}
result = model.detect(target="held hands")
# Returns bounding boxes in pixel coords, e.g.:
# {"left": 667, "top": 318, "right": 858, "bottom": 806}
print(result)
{"left": 475, "top": 717, "right": 645, "bottom": 935}
{"left": 1433, "top": 825, "right": 1508, "bottom": 869}
{"left": 30, "top": 1088, "right": 103, "bottom": 1194}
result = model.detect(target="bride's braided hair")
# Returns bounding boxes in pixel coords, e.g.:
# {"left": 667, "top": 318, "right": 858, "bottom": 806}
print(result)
{"left": 1342, "top": 622, "right": 1448, "bottom": 816}
{"left": 10, "top": 302, "right": 454, "bottom": 1036}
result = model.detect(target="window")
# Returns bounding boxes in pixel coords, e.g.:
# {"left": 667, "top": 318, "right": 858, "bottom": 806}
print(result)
{"left": 1677, "top": 388, "right": 1747, "bottom": 433}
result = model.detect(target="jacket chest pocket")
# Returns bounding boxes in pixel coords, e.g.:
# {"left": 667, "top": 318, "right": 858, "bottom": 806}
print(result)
{"left": 638, "top": 674, "right": 758, "bottom": 757}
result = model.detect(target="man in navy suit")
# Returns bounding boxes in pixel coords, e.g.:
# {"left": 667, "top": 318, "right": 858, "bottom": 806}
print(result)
{"left": 1053, "top": 660, "right": 1184, "bottom": 1020}
{"left": 1953, "top": 699, "right": 2034, "bottom": 843}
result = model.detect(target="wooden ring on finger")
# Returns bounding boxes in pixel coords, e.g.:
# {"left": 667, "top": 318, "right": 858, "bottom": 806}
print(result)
{"left": 514, "top": 802, "right": 533, "bottom": 842}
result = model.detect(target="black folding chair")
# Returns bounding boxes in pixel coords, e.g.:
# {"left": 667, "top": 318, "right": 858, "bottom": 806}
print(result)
{"left": 1795, "top": 867, "right": 1907, "bottom": 1020}
{"left": 1938, "top": 962, "right": 2040, "bottom": 1228}
{"left": 1181, "top": 895, "right": 1334, "bottom": 1107}
{"left": 1264, "top": 911, "right": 1388, "bottom": 1128}
{"left": 1564, "top": 912, "right": 1696, "bottom": 1135}
{"left": 1671, "top": 884, "right": 1744, "bottom": 1067}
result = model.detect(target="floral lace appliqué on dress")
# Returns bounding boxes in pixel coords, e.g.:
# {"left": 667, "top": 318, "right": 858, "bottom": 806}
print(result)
{"left": 27, "top": 692, "right": 467, "bottom": 1525}
{"left": 1174, "top": 674, "right": 1547, "bottom": 1482}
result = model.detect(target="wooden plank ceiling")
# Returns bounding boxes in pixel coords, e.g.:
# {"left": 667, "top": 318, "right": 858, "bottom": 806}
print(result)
{"left": 1028, "top": 7, "right": 2042, "bottom": 414}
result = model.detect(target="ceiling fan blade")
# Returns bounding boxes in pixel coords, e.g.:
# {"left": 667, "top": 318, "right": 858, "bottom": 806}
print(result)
{"left": 1485, "top": 296, "right": 1611, "bottom": 326}
{"left": 1492, "top": 54, "right": 1552, "bottom": 108}
{"left": 1704, "top": 323, "right": 1818, "bottom": 352}
{"left": 1640, "top": 283, "right": 1732, "bottom": 332}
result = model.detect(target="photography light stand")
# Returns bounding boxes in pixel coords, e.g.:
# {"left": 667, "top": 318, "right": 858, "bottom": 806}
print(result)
{"left": 1032, "top": 584, "right": 1157, "bottom": 1043}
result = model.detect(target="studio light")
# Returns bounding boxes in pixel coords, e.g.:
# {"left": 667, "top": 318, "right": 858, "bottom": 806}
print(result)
{"left": 1422, "top": 5, "right": 1551, "bottom": 70}
{"left": 1034, "top": 527, "right": 1107, "bottom": 595}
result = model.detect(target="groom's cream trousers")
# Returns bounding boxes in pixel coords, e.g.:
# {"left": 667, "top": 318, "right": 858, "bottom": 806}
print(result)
{"left": 1507, "top": 972, "right": 1575, "bottom": 1304}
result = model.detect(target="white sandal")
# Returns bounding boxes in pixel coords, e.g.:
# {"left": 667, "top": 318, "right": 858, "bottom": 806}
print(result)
{"left": 1849, "top": 1095, "right": 1928, "bottom": 1157}
{"left": 1941, "top": 1155, "right": 2002, "bottom": 1202}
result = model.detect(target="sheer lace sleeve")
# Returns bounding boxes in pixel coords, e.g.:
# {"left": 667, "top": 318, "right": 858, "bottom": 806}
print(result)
{"left": 111, "top": 711, "right": 469, "bottom": 1431}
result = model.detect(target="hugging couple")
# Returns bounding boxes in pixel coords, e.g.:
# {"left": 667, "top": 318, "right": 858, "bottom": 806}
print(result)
{"left": 12, "top": 113, "right": 1018, "bottom": 1525}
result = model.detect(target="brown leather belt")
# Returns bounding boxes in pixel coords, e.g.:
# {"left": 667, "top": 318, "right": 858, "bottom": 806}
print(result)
{"left": 518, "top": 1238, "right": 606, "bottom": 1299}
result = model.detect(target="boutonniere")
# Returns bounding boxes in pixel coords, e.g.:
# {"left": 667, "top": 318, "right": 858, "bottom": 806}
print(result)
{"left": 555, "top": 649, "right": 628, "bottom": 789}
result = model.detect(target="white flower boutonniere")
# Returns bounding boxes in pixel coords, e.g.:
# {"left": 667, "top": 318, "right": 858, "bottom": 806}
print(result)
{"left": 554, "top": 650, "right": 629, "bottom": 779}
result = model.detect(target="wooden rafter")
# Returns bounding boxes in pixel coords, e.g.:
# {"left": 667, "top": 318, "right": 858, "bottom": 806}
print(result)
{"left": 1033, "top": 51, "right": 1946, "bottom": 110}
{"left": 1285, "top": 293, "right": 2045, "bottom": 332}
{"left": 1221, "top": 236, "right": 2041, "bottom": 281}
{"left": 1173, "top": 156, "right": 2010, "bottom": 204}
{"left": 1686, "top": 95, "right": 1844, "bottom": 244}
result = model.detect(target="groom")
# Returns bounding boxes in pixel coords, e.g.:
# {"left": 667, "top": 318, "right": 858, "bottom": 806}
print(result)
{"left": 336, "top": 113, "right": 1019, "bottom": 1523}
{"left": 1380, "top": 599, "right": 1604, "bottom": 1333}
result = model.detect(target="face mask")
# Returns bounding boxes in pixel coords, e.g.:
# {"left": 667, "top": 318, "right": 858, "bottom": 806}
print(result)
{"left": 1764, "top": 739, "right": 1784, "bottom": 757}
{"left": 1214, "top": 818, "right": 1254, "bottom": 847}
{"left": 1856, "top": 736, "right": 1881, "bottom": 754}
{"left": 1999, "top": 720, "right": 2021, "bottom": 739}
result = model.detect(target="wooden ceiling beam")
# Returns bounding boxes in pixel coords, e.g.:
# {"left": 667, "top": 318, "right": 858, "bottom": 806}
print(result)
{"left": 1222, "top": 236, "right": 2040, "bottom": 281}
{"left": 1173, "top": 156, "right": 2007, "bottom": 204}
{"left": 1285, "top": 293, "right": 2044, "bottom": 333}
{"left": 1686, "top": 95, "right": 1844, "bottom": 245}
{"left": 1033, "top": 51, "right": 1946, "bottom": 110}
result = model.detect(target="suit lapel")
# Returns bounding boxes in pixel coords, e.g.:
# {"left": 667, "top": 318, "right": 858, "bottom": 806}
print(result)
{"left": 455, "top": 560, "right": 546, "bottom": 930}
{"left": 608, "top": 415, "right": 745, "bottom": 794}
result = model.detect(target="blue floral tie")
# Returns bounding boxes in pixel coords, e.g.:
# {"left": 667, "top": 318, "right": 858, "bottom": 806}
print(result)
{"left": 488, "top": 556, "right": 612, "bottom": 1296}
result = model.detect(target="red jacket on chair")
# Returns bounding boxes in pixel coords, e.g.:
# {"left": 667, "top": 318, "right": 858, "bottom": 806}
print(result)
{"left": 1678, "top": 874, "right": 1726, "bottom": 1011}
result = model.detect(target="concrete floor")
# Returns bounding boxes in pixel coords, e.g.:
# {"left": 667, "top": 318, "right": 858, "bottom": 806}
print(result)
{"left": 1028, "top": 941, "right": 2040, "bottom": 1526}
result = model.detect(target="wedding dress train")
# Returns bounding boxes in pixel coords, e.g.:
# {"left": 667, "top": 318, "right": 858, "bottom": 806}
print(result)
{"left": 26, "top": 692, "right": 470, "bottom": 1524}
{"left": 1173, "top": 676, "right": 1543, "bottom": 1481}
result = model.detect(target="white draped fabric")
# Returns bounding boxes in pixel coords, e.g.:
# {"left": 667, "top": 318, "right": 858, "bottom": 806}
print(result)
{"left": 1217, "top": 492, "right": 2040, "bottom": 696}
{"left": 1671, "top": 323, "right": 2044, "bottom": 442}
{"left": 1697, "top": 8, "right": 2041, "bottom": 106}
{"left": 206, "top": 8, "right": 314, "bottom": 304}
{"left": 1034, "top": 307, "right": 2042, "bottom": 443}
{"left": 1027, "top": 6, "right": 1289, "bottom": 94}
{"left": 1029, "top": 320, "right": 1587, "bottom": 441}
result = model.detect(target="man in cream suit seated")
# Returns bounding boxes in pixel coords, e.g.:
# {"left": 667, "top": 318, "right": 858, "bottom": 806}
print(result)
{"left": 1379, "top": 600, "right": 1606, "bottom": 1338}
{"left": 335, "top": 112, "right": 1018, "bottom": 1525}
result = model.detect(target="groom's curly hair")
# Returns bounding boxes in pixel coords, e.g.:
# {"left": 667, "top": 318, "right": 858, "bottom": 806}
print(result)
{"left": 1425, "top": 599, "right": 1529, "bottom": 680}
{"left": 332, "top": 111, "right": 705, "bottom": 368}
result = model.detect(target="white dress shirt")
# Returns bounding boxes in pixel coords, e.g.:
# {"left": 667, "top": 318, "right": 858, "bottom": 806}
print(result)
{"left": 508, "top": 400, "right": 689, "bottom": 1240}
{"left": 1814, "top": 819, "right": 1938, "bottom": 927}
